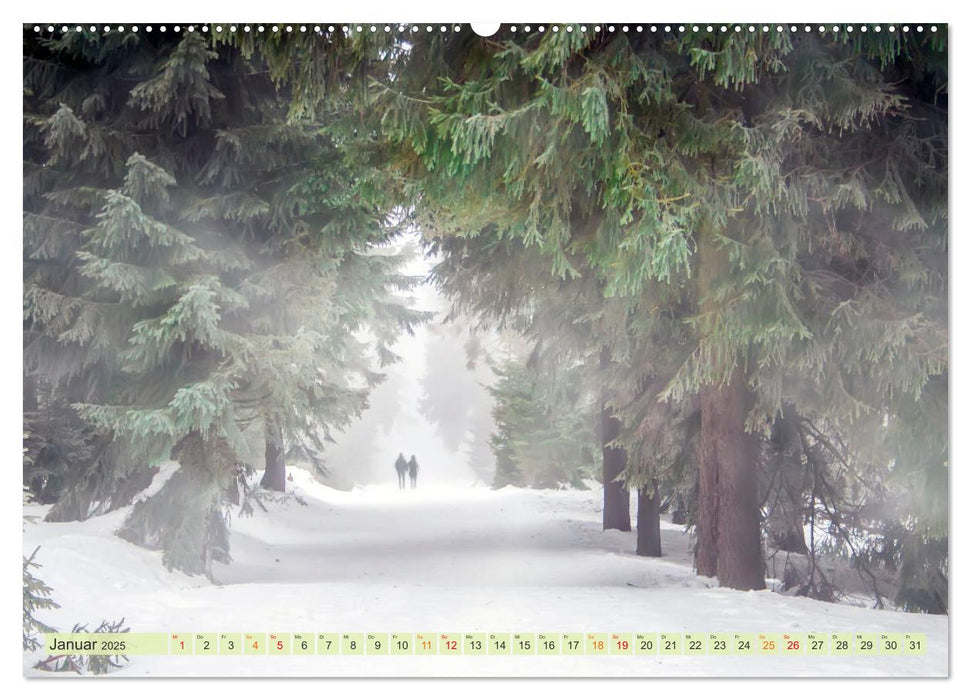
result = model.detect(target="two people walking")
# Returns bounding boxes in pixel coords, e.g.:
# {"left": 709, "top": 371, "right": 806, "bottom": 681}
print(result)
{"left": 395, "top": 453, "right": 419, "bottom": 490}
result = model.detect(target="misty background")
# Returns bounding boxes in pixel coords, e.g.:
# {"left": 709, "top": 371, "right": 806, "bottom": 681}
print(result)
{"left": 320, "top": 233, "right": 498, "bottom": 489}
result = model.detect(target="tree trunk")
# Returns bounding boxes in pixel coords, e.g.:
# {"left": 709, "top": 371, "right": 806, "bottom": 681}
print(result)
{"left": 695, "top": 222, "right": 764, "bottom": 589}
{"left": 636, "top": 479, "right": 662, "bottom": 557}
{"left": 601, "top": 404, "right": 631, "bottom": 531}
{"left": 696, "top": 383, "right": 720, "bottom": 576}
{"left": 260, "top": 414, "right": 286, "bottom": 492}
{"left": 600, "top": 348, "right": 631, "bottom": 531}
{"left": 707, "top": 367, "right": 765, "bottom": 590}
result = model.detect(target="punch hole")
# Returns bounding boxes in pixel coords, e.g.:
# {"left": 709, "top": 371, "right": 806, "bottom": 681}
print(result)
{"left": 471, "top": 23, "right": 501, "bottom": 37}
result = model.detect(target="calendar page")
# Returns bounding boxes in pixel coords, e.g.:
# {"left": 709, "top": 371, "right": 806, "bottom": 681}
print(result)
{"left": 21, "top": 10, "right": 949, "bottom": 680}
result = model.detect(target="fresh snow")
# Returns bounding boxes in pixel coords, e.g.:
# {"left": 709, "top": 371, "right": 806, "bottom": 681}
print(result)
{"left": 23, "top": 466, "right": 947, "bottom": 677}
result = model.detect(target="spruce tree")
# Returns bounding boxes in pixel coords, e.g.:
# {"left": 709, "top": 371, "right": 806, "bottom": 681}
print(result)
{"left": 488, "top": 356, "right": 597, "bottom": 489}
{"left": 24, "top": 28, "right": 427, "bottom": 574}
{"left": 23, "top": 547, "right": 58, "bottom": 652}
{"left": 366, "top": 27, "right": 946, "bottom": 593}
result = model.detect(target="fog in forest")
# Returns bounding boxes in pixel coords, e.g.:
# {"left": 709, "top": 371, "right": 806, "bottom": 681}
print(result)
{"left": 320, "top": 233, "right": 497, "bottom": 489}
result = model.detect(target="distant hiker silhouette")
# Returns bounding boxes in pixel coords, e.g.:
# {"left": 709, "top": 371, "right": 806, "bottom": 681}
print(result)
{"left": 395, "top": 453, "right": 407, "bottom": 490}
{"left": 408, "top": 455, "right": 419, "bottom": 489}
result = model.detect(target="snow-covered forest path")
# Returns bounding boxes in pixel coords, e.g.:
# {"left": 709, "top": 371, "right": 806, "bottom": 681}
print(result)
{"left": 217, "top": 477, "right": 696, "bottom": 589}
{"left": 23, "top": 467, "right": 948, "bottom": 677}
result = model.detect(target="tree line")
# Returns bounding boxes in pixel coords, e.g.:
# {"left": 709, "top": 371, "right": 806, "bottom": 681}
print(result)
{"left": 23, "top": 26, "right": 947, "bottom": 612}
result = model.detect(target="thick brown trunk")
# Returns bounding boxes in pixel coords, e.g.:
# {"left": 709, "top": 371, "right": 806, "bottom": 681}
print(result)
{"left": 709, "top": 368, "right": 765, "bottom": 590}
{"left": 636, "top": 479, "right": 662, "bottom": 557}
{"left": 695, "top": 223, "right": 764, "bottom": 589}
{"left": 260, "top": 414, "right": 286, "bottom": 492}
